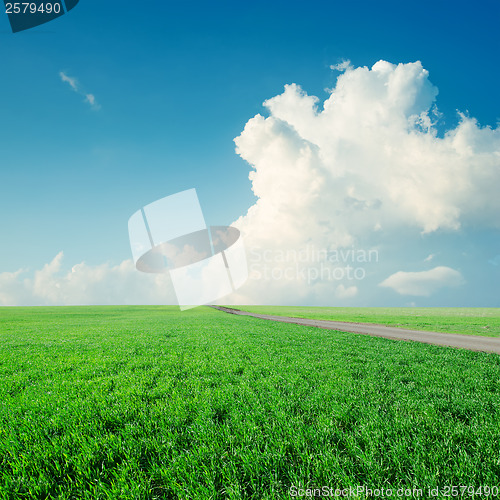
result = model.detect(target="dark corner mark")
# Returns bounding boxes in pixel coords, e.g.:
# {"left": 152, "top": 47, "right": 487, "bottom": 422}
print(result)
{"left": 4, "top": 0, "right": 79, "bottom": 33}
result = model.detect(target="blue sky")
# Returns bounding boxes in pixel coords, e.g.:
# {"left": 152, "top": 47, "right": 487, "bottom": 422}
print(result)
{"left": 0, "top": 0, "right": 499, "bottom": 306}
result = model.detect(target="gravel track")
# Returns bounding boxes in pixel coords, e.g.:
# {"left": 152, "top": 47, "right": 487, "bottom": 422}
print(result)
{"left": 211, "top": 306, "right": 500, "bottom": 355}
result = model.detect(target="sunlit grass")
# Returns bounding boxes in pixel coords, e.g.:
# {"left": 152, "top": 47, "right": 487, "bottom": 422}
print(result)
{"left": 0, "top": 306, "right": 499, "bottom": 499}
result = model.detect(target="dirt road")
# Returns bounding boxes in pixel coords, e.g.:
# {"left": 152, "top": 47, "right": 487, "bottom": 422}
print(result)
{"left": 212, "top": 306, "right": 500, "bottom": 355}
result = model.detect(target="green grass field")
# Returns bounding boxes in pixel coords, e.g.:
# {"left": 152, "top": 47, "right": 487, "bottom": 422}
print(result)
{"left": 235, "top": 306, "right": 500, "bottom": 337}
{"left": 1, "top": 306, "right": 500, "bottom": 499}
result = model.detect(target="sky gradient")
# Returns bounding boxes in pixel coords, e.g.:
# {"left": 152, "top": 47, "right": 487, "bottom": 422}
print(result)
{"left": 0, "top": 0, "right": 499, "bottom": 307}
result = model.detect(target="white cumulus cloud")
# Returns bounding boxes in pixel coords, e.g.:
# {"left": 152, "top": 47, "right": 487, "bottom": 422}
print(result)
{"left": 379, "top": 266, "right": 465, "bottom": 296}
{"left": 0, "top": 252, "right": 176, "bottom": 306}
{"left": 230, "top": 59, "right": 499, "bottom": 305}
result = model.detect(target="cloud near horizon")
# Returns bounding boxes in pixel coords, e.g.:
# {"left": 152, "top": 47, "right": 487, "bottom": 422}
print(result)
{"left": 0, "top": 252, "right": 176, "bottom": 306}
{"left": 379, "top": 266, "right": 465, "bottom": 297}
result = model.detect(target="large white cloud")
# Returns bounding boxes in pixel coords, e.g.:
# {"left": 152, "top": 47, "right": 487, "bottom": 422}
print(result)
{"left": 230, "top": 60, "right": 500, "bottom": 305}
{"left": 379, "top": 266, "right": 465, "bottom": 296}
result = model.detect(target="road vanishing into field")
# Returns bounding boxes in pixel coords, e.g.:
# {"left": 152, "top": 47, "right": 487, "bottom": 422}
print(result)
{"left": 212, "top": 306, "right": 500, "bottom": 355}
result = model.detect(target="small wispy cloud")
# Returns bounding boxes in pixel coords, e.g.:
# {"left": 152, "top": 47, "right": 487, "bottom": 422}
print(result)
{"left": 84, "top": 93, "right": 101, "bottom": 110}
{"left": 330, "top": 59, "right": 352, "bottom": 72}
{"left": 59, "top": 71, "right": 100, "bottom": 110}
{"left": 59, "top": 71, "right": 78, "bottom": 92}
